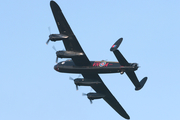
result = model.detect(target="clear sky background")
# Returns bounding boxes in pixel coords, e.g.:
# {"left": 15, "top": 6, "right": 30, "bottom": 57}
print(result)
{"left": 1, "top": 0, "right": 180, "bottom": 120}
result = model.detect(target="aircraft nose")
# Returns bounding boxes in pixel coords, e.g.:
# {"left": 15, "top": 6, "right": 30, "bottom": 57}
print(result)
{"left": 54, "top": 65, "right": 59, "bottom": 71}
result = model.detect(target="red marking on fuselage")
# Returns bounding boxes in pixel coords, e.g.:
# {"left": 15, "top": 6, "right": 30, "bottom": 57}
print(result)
{"left": 93, "top": 62, "right": 109, "bottom": 67}
{"left": 93, "top": 62, "right": 100, "bottom": 67}
{"left": 104, "top": 63, "right": 109, "bottom": 67}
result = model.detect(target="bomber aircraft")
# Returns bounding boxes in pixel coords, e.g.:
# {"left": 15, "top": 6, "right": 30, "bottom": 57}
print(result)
{"left": 46, "top": 1, "right": 147, "bottom": 119}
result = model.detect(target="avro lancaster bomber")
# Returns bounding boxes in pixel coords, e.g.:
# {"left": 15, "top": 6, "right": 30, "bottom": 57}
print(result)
{"left": 47, "top": 1, "right": 148, "bottom": 119}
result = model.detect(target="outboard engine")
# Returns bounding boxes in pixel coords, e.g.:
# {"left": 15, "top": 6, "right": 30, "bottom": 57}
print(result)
{"left": 46, "top": 34, "right": 69, "bottom": 44}
{"left": 83, "top": 92, "right": 105, "bottom": 104}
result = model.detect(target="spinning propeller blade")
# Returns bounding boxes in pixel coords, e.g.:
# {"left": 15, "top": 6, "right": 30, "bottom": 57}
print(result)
{"left": 46, "top": 39, "right": 50, "bottom": 45}
{"left": 46, "top": 27, "right": 51, "bottom": 45}
{"left": 82, "top": 93, "right": 87, "bottom": 96}
{"left": 69, "top": 77, "right": 79, "bottom": 90}
{"left": 52, "top": 46, "right": 59, "bottom": 63}
{"left": 52, "top": 46, "right": 57, "bottom": 51}
{"left": 76, "top": 85, "right": 78, "bottom": 91}
{"left": 82, "top": 93, "right": 93, "bottom": 104}
{"left": 56, "top": 57, "right": 58, "bottom": 63}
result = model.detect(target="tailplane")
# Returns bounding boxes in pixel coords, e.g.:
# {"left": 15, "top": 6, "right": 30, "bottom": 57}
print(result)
{"left": 110, "top": 38, "right": 148, "bottom": 91}
{"left": 135, "top": 77, "right": 148, "bottom": 91}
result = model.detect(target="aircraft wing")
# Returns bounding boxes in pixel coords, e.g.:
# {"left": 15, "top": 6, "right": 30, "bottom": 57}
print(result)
{"left": 82, "top": 73, "right": 130, "bottom": 119}
{"left": 50, "top": 1, "right": 91, "bottom": 66}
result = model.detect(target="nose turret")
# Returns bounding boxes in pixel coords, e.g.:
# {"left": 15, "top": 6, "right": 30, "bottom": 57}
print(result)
{"left": 54, "top": 64, "right": 59, "bottom": 71}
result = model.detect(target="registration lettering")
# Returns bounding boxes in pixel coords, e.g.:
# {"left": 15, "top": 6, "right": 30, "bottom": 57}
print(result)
{"left": 93, "top": 62, "right": 109, "bottom": 67}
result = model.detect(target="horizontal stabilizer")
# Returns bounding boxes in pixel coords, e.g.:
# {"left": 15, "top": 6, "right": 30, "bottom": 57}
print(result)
{"left": 135, "top": 77, "right": 148, "bottom": 91}
{"left": 110, "top": 38, "right": 123, "bottom": 51}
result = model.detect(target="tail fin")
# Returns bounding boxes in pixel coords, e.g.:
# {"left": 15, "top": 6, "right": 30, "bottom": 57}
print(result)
{"left": 110, "top": 38, "right": 129, "bottom": 66}
{"left": 110, "top": 38, "right": 123, "bottom": 51}
{"left": 135, "top": 77, "right": 148, "bottom": 91}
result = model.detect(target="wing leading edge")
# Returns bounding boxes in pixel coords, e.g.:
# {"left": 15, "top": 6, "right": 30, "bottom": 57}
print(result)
{"left": 82, "top": 73, "right": 130, "bottom": 119}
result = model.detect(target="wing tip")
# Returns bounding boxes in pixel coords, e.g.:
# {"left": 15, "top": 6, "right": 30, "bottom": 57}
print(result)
{"left": 123, "top": 114, "right": 130, "bottom": 119}
{"left": 50, "top": 0, "right": 55, "bottom": 5}
{"left": 50, "top": 0, "right": 62, "bottom": 11}
{"left": 121, "top": 111, "right": 130, "bottom": 119}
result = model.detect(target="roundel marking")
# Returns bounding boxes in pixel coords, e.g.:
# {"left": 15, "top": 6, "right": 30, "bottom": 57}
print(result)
{"left": 112, "top": 45, "right": 117, "bottom": 48}
{"left": 99, "top": 61, "right": 106, "bottom": 67}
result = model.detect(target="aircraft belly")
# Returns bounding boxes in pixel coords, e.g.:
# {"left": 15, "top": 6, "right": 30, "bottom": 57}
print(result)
{"left": 56, "top": 66, "right": 120, "bottom": 74}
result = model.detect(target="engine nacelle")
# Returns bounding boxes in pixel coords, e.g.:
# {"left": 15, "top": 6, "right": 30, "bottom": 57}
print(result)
{"left": 86, "top": 92, "right": 105, "bottom": 100}
{"left": 74, "top": 78, "right": 101, "bottom": 86}
{"left": 46, "top": 34, "right": 69, "bottom": 44}
{"left": 56, "top": 51, "right": 84, "bottom": 58}
{"left": 49, "top": 34, "right": 68, "bottom": 41}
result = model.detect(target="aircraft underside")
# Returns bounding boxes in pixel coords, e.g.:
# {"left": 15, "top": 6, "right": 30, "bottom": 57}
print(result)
{"left": 54, "top": 60, "right": 137, "bottom": 74}
{"left": 46, "top": 1, "right": 148, "bottom": 119}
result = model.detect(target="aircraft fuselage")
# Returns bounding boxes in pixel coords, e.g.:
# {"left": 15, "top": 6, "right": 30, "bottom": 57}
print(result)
{"left": 54, "top": 60, "right": 138, "bottom": 74}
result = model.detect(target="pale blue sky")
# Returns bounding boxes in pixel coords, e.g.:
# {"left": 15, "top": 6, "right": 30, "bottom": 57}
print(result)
{"left": 1, "top": 0, "right": 180, "bottom": 120}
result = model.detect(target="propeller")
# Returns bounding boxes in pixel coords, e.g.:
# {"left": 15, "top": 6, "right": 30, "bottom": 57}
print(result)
{"left": 52, "top": 46, "right": 57, "bottom": 51}
{"left": 48, "top": 27, "right": 51, "bottom": 34}
{"left": 52, "top": 46, "right": 58, "bottom": 63}
{"left": 69, "top": 75, "right": 82, "bottom": 91}
{"left": 46, "top": 39, "right": 50, "bottom": 45}
{"left": 82, "top": 93, "right": 92, "bottom": 104}
{"left": 46, "top": 27, "right": 51, "bottom": 45}
{"left": 82, "top": 93, "right": 87, "bottom": 96}
{"left": 69, "top": 74, "right": 81, "bottom": 80}
{"left": 90, "top": 100, "right": 92, "bottom": 104}
{"left": 69, "top": 77, "right": 79, "bottom": 91}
